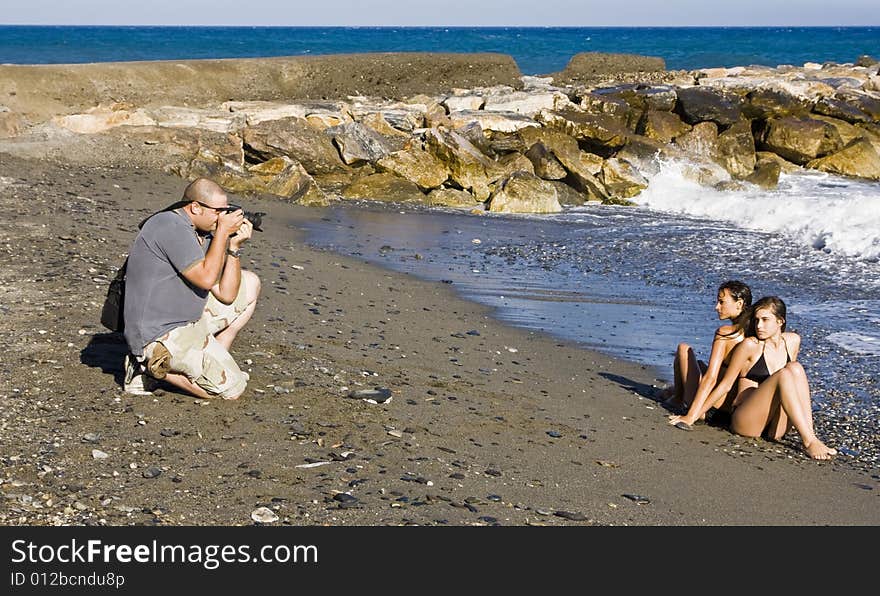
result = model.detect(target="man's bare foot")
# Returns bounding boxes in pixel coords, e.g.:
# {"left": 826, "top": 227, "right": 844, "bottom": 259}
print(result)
{"left": 804, "top": 439, "right": 837, "bottom": 460}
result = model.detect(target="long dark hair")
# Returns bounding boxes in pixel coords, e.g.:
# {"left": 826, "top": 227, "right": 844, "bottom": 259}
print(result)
{"left": 750, "top": 296, "right": 787, "bottom": 335}
{"left": 718, "top": 280, "right": 753, "bottom": 336}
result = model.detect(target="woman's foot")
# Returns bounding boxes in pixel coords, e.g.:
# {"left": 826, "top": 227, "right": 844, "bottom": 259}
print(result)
{"left": 803, "top": 439, "right": 837, "bottom": 460}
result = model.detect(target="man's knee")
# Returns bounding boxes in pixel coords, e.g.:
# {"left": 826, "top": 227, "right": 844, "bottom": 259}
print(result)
{"left": 242, "top": 269, "right": 261, "bottom": 304}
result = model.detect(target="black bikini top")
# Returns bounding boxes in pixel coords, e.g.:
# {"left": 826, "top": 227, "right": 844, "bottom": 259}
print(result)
{"left": 744, "top": 337, "right": 791, "bottom": 384}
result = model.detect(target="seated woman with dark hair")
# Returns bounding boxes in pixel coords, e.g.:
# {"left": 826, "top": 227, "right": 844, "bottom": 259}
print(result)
{"left": 672, "top": 296, "right": 836, "bottom": 460}
{"left": 664, "top": 280, "right": 752, "bottom": 427}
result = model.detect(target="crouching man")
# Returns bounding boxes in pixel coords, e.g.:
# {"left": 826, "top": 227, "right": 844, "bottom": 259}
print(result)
{"left": 123, "top": 178, "right": 261, "bottom": 399}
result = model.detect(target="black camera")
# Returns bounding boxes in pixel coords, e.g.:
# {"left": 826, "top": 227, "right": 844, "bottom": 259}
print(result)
{"left": 225, "top": 205, "right": 266, "bottom": 232}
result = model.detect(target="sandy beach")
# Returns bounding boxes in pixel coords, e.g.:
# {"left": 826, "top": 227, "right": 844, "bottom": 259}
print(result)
{"left": 1, "top": 153, "right": 878, "bottom": 526}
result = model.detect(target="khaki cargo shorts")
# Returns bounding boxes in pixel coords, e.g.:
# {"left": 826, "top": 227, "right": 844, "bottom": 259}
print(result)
{"left": 145, "top": 282, "right": 252, "bottom": 399}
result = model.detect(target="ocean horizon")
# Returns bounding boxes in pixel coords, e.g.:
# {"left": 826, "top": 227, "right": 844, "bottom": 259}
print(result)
{"left": 1, "top": 25, "right": 878, "bottom": 74}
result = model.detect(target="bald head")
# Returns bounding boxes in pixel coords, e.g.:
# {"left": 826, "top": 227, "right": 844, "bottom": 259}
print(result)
{"left": 184, "top": 178, "right": 226, "bottom": 205}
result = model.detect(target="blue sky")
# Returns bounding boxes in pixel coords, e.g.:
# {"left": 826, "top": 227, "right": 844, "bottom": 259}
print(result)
{"left": 3, "top": 0, "right": 879, "bottom": 26}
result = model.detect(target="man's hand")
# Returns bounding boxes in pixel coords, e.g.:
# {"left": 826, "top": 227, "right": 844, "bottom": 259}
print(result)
{"left": 229, "top": 218, "right": 253, "bottom": 250}
{"left": 216, "top": 208, "right": 244, "bottom": 238}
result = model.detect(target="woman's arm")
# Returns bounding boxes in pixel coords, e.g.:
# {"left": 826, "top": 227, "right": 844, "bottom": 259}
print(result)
{"left": 670, "top": 339, "right": 753, "bottom": 425}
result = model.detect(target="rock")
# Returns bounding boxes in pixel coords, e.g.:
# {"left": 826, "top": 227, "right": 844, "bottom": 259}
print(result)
{"left": 525, "top": 142, "right": 568, "bottom": 180}
{"left": 754, "top": 150, "right": 801, "bottom": 174}
{"left": 806, "top": 137, "right": 880, "bottom": 180}
{"left": 836, "top": 91, "right": 880, "bottom": 121}
{"left": 617, "top": 134, "right": 685, "bottom": 176}
{"left": 483, "top": 90, "right": 572, "bottom": 117}
{"left": 328, "top": 122, "right": 396, "bottom": 165}
{"left": 0, "top": 110, "right": 27, "bottom": 138}
{"left": 142, "top": 467, "right": 162, "bottom": 479}
{"left": 601, "top": 157, "right": 648, "bottom": 198}
{"left": 743, "top": 88, "right": 811, "bottom": 119}
{"left": 487, "top": 171, "right": 561, "bottom": 214}
{"left": 640, "top": 110, "right": 692, "bottom": 143}
{"left": 554, "top": 510, "right": 588, "bottom": 521}
{"left": 548, "top": 181, "right": 590, "bottom": 205}
{"left": 674, "top": 87, "right": 743, "bottom": 128}
{"left": 359, "top": 112, "right": 411, "bottom": 139}
{"left": 715, "top": 120, "right": 757, "bottom": 178}
{"left": 221, "top": 100, "right": 308, "bottom": 125}
{"left": 147, "top": 105, "right": 243, "bottom": 133}
{"left": 622, "top": 493, "right": 651, "bottom": 504}
{"left": 347, "top": 387, "right": 393, "bottom": 404}
{"left": 376, "top": 147, "right": 449, "bottom": 190}
{"left": 250, "top": 507, "right": 278, "bottom": 524}
{"left": 490, "top": 151, "right": 535, "bottom": 182}
{"left": 448, "top": 110, "right": 540, "bottom": 134}
{"left": 81, "top": 433, "right": 101, "bottom": 444}
{"left": 425, "top": 127, "right": 495, "bottom": 201}
{"left": 53, "top": 104, "right": 157, "bottom": 134}
{"left": 242, "top": 117, "right": 346, "bottom": 175}
{"left": 681, "top": 161, "right": 731, "bottom": 187}
{"left": 519, "top": 127, "right": 609, "bottom": 200}
{"left": 760, "top": 116, "right": 844, "bottom": 164}
{"left": 426, "top": 187, "right": 481, "bottom": 208}
{"left": 444, "top": 94, "right": 485, "bottom": 112}
{"left": 675, "top": 121, "right": 719, "bottom": 158}
{"left": 812, "top": 96, "right": 873, "bottom": 124}
{"left": 744, "top": 157, "right": 782, "bottom": 189}
{"left": 190, "top": 152, "right": 328, "bottom": 205}
{"left": 579, "top": 91, "right": 635, "bottom": 128}
{"left": 809, "top": 114, "right": 873, "bottom": 148}
{"left": 342, "top": 172, "right": 426, "bottom": 203}
{"left": 606, "top": 84, "right": 678, "bottom": 112}
{"left": 855, "top": 55, "right": 879, "bottom": 68}
{"left": 536, "top": 108, "right": 630, "bottom": 151}
{"left": 91, "top": 449, "right": 109, "bottom": 459}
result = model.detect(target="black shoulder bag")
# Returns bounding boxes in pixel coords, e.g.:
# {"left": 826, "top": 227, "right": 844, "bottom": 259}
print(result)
{"left": 100, "top": 258, "right": 128, "bottom": 332}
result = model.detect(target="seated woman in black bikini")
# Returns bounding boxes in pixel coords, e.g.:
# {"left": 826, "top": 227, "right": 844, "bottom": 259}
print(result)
{"left": 674, "top": 296, "right": 836, "bottom": 460}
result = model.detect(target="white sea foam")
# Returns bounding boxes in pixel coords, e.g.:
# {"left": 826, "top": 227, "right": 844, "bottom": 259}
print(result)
{"left": 827, "top": 332, "right": 880, "bottom": 356}
{"left": 634, "top": 160, "right": 880, "bottom": 261}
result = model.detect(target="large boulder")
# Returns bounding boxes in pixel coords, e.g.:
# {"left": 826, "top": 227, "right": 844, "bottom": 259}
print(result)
{"left": 715, "top": 120, "right": 757, "bottom": 178}
{"left": 601, "top": 158, "right": 648, "bottom": 198}
{"left": 578, "top": 91, "right": 636, "bottom": 128}
{"left": 146, "top": 105, "right": 244, "bottom": 132}
{"left": 806, "top": 138, "right": 880, "bottom": 180}
{"left": 189, "top": 153, "right": 328, "bottom": 205}
{"left": 519, "top": 127, "right": 609, "bottom": 200}
{"left": 242, "top": 117, "right": 346, "bottom": 175}
{"left": 812, "top": 96, "right": 874, "bottom": 124}
{"left": 341, "top": 172, "right": 427, "bottom": 203}
{"left": 640, "top": 110, "right": 692, "bottom": 143}
{"left": 760, "top": 116, "right": 844, "bottom": 164}
{"left": 743, "top": 88, "right": 811, "bottom": 119}
{"left": 448, "top": 110, "right": 541, "bottom": 133}
{"left": 328, "top": 122, "right": 397, "bottom": 165}
{"left": 427, "top": 187, "right": 481, "bottom": 208}
{"left": 745, "top": 156, "right": 782, "bottom": 189}
{"left": 525, "top": 142, "right": 568, "bottom": 180}
{"left": 483, "top": 90, "right": 571, "bottom": 117}
{"left": 490, "top": 151, "right": 535, "bottom": 182}
{"left": 674, "top": 87, "right": 744, "bottom": 128}
{"left": 53, "top": 104, "right": 156, "bottom": 134}
{"left": 595, "top": 84, "right": 678, "bottom": 112}
{"left": 0, "top": 109, "right": 26, "bottom": 138}
{"left": 548, "top": 181, "right": 591, "bottom": 205}
{"left": 443, "top": 94, "right": 485, "bottom": 112}
{"left": 376, "top": 147, "right": 449, "bottom": 190}
{"left": 536, "top": 108, "right": 630, "bottom": 152}
{"left": 675, "top": 121, "right": 719, "bottom": 159}
{"left": 487, "top": 171, "right": 562, "bottom": 214}
{"left": 754, "top": 150, "right": 801, "bottom": 174}
{"left": 425, "top": 127, "right": 495, "bottom": 200}
{"left": 359, "top": 112, "right": 411, "bottom": 139}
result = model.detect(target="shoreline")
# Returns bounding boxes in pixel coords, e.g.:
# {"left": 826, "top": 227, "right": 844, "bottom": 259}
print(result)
{"left": 1, "top": 154, "right": 878, "bottom": 526}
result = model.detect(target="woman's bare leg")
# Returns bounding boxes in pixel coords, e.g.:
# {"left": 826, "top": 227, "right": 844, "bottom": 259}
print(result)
{"left": 666, "top": 343, "right": 701, "bottom": 408}
{"left": 732, "top": 368, "right": 835, "bottom": 460}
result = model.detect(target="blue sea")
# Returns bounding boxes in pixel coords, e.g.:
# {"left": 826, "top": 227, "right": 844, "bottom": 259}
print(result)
{"left": 4, "top": 26, "right": 880, "bottom": 466}
{"left": 0, "top": 26, "right": 878, "bottom": 73}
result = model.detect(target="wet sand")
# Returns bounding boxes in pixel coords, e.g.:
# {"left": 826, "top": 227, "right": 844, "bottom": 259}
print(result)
{"left": 1, "top": 154, "right": 878, "bottom": 526}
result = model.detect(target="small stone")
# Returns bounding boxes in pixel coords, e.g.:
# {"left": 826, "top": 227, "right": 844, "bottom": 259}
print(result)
{"left": 387, "top": 429, "right": 404, "bottom": 438}
{"left": 547, "top": 430, "right": 562, "bottom": 438}
{"left": 251, "top": 507, "right": 279, "bottom": 524}
{"left": 82, "top": 433, "right": 101, "bottom": 443}
{"left": 91, "top": 449, "right": 109, "bottom": 459}
{"left": 348, "top": 387, "right": 393, "bottom": 404}
{"left": 555, "top": 510, "right": 588, "bottom": 521}
{"left": 142, "top": 467, "right": 162, "bottom": 479}
{"left": 484, "top": 469, "right": 502, "bottom": 477}
{"left": 622, "top": 493, "right": 651, "bottom": 505}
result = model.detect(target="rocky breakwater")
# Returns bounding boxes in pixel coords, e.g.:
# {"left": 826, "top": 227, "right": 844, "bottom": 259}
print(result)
{"left": 2, "top": 52, "right": 879, "bottom": 214}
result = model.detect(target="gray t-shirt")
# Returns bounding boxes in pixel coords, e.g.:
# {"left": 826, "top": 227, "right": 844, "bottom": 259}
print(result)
{"left": 123, "top": 210, "right": 211, "bottom": 356}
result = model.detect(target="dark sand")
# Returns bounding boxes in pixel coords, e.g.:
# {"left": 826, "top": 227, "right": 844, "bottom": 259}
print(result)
{"left": 1, "top": 154, "right": 877, "bottom": 526}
